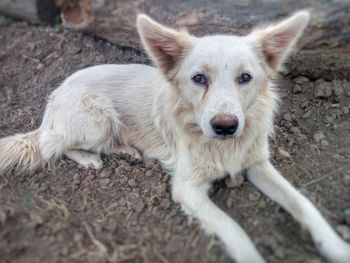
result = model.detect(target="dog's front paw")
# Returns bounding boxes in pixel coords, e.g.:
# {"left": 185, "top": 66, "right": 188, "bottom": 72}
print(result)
{"left": 321, "top": 240, "right": 350, "bottom": 263}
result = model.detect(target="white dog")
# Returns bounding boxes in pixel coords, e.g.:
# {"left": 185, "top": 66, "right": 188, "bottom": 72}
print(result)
{"left": 0, "top": 11, "right": 349, "bottom": 263}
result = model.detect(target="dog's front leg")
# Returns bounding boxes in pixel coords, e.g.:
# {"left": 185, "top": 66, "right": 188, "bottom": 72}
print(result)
{"left": 172, "top": 158, "right": 265, "bottom": 263}
{"left": 247, "top": 161, "right": 350, "bottom": 263}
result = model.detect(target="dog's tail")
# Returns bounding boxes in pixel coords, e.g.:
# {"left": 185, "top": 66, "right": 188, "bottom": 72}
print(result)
{"left": 0, "top": 130, "right": 43, "bottom": 174}
{"left": 0, "top": 129, "right": 70, "bottom": 174}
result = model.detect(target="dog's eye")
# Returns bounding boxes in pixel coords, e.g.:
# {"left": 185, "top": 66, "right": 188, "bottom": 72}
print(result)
{"left": 238, "top": 73, "right": 252, "bottom": 85}
{"left": 192, "top": 74, "right": 208, "bottom": 85}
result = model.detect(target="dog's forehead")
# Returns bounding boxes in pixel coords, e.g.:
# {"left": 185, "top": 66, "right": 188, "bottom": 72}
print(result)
{"left": 186, "top": 35, "right": 257, "bottom": 70}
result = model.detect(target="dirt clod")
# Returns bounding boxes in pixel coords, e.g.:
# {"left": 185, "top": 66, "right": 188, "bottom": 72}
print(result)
{"left": 314, "top": 79, "right": 332, "bottom": 99}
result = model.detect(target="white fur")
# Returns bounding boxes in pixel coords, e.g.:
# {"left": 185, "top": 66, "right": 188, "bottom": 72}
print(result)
{"left": 1, "top": 11, "right": 349, "bottom": 263}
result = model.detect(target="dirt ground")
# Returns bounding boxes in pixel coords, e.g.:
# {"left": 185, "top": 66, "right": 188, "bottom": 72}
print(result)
{"left": 0, "top": 15, "right": 349, "bottom": 263}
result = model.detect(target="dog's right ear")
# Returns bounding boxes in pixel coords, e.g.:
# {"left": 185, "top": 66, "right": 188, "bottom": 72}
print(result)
{"left": 137, "top": 14, "right": 191, "bottom": 79}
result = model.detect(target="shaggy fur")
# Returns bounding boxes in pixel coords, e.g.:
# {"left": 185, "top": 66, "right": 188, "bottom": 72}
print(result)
{"left": 0, "top": 11, "right": 349, "bottom": 263}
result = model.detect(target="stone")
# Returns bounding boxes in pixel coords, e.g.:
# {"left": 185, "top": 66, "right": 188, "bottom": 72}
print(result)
{"left": 313, "top": 131, "right": 325, "bottom": 143}
{"left": 225, "top": 173, "right": 245, "bottom": 188}
{"left": 332, "top": 80, "right": 344, "bottom": 96}
{"left": 314, "top": 79, "right": 332, "bottom": 99}
{"left": 276, "top": 147, "right": 291, "bottom": 160}
{"left": 320, "top": 139, "right": 329, "bottom": 147}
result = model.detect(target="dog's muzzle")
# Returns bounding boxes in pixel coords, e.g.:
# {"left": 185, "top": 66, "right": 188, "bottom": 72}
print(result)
{"left": 210, "top": 114, "right": 239, "bottom": 136}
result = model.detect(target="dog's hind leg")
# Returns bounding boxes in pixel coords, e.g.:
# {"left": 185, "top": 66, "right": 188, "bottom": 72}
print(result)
{"left": 172, "top": 158, "right": 265, "bottom": 263}
{"left": 247, "top": 161, "right": 350, "bottom": 263}
{"left": 65, "top": 149, "right": 103, "bottom": 169}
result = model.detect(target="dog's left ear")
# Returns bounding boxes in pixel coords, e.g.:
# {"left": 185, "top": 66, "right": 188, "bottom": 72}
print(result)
{"left": 137, "top": 14, "right": 191, "bottom": 79}
{"left": 252, "top": 11, "right": 310, "bottom": 70}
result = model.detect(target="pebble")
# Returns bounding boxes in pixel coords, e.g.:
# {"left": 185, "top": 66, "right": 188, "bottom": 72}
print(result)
{"left": 115, "top": 166, "right": 125, "bottom": 175}
{"left": 276, "top": 147, "right": 291, "bottom": 160}
{"left": 290, "top": 127, "right": 300, "bottom": 135}
{"left": 100, "top": 170, "right": 110, "bottom": 178}
{"left": 342, "top": 106, "right": 349, "bottom": 115}
{"left": 145, "top": 158, "right": 157, "bottom": 169}
{"left": 145, "top": 170, "right": 153, "bottom": 177}
{"left": 332, "top": 80, "right": 344, "bottom": 96}
{"left": 36, "top": 63, "right": 44, "bottom": 70}
{"left": 161, "top": 198, "right": 172, "bottom": 209}
{"left": 283, "top": 113, "right": 292, "bottom": 122}
{"left": 225, "top": 173, "right": 245, "bottom": 188}
{"left": 294, "top": 76, "right": 310, "bottom": 85}
{"left": 134, "top": 199, "right": 145, "bottom": 212}
{"left": 67, "top": 45, "right": 82, "bottom": 55}
{"left": 293, "top": 76, "right": 310, "bottom": 94}
{"left": 293, "top": 84, "right": 302, "bottom": 94}
{"left": 100, "top": 178, "right": 111, "bottom": 187}
{"left": 128, "top": 179, "right": 137, "bottom": 187}
{"left": 320, "top": 139, "right": 329, "bottom": 147}
{"left": 225, "top": 196, "right": 234, "bottom": 209}
{"left": 119, "top": 175, "right": 128, "bottom": 185}
{"left": 314, "top": 79, "right": 332, "bottom": 99}
{"left": 248, "top": 191, "right": 261, "bottom": 202}
{"left": 313, "top": 131, "right": 325, "bottom": 143}
{"left": 73, "top": 174, "right": 80, "bottom": 185}
{"left": 344, "top": 209, "right": 350, "bottom": 226}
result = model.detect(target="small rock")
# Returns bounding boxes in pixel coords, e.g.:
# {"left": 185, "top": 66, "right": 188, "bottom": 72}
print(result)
{"left": 145, "top": 170, "right": 153, "bottom": 177}
{"left": 320, "top": 139, "right": 329, "bottom": 147}
{"left": 128, "top": 179, "right": 137, "bottom": 187}
{"left": 84, "top": 175, "right": 95, "bottom": 182}
{"left": 134, "top": 199, "right": 145, "bottom": 212}
{"left": 294, "top": 76, "right": 310, "bottom": 85}
{"left": 344, "top": 209, "right": 350, "bottom": 226}
{"left": 283, "top": 113, "right": 292, "bottom": 122}
{"left": 36, "top": 63, "right": 44, "bottom": 70}
{"left": 303, "top": 111, "right": 311, "bottom": 118}
{"left": 115, "top": 166, "right": 125, "bottom": 175}
{"left": 29, "top": 212, "right": 43, "bottom": 227}
{"left": 100, "top": 170, "right": 110, "bottom": 178}
{"left": 119, "top": 175, "right": 128, "bottom": 184}
{"left": 67, "top": 45, "right": 82, "bottom": 55}
{"left": 342, "top": 106, "right": 349, "bottom": 115}
{"left": 73, "top": 174, "right": 80, "bottom": 185}
{"left": 332, "top": 80, "right": 344, "bottom": 96}
{"left": 290, "top": 127, "right": 301, "bottom": 135}
{"left": 225, "top": 173, "right": 245, "bottom": 188}
{"left": 314, "top": 79, "right": 332, "bottom": 99}
{"left": 336, "top": 225, "right": 350, "bottom": 241}
{"left": 313, "top": 131, "right": 325, "bottom": 143}
{"left": 293, "top": 76, "right": 310, "bottom": 93}
{"left": 293, "top": 84, "right": 302, "bottom": 94}
{"left": 161, "top": 198, "right": 172, "bottom": 209}
{"left": 276, "top": 147, "right": 291, "bottom": 160}
{"left": 248, "top": 191, "right": 261, "bottom": 202}
{"left": 300, "top": 100, "right": 309, "bottom": 109}
{"left": 225, "top": 196, "right": 234, "bottom": 209}
{"left": 100, "top": 178, "right": 111, "bottom": 187}
{"left": 145, "top": 158, "right": 156, "bottom": 169}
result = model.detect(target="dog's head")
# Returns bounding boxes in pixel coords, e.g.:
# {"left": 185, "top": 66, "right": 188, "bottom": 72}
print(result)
{"left": 137, "top": 11, "right": 309, "bottom": 140}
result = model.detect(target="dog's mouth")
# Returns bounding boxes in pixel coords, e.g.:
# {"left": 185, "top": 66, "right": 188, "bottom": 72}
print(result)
{"left": 211, "top": 134, "right": 237, "bottom": 140}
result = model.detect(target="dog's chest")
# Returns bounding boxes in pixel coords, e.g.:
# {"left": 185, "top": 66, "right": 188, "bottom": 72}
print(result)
{"left": 189, "top": 141, "right": 247, "bottom": 183}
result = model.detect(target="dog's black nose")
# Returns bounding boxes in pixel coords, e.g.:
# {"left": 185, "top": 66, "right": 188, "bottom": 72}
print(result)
{"left": 211, "top": 114, "right": 238, "bottom": 136}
